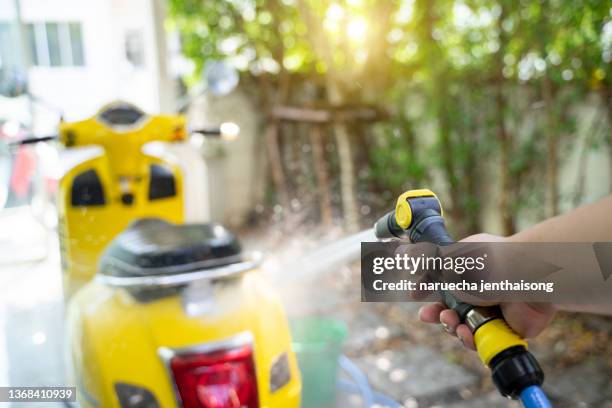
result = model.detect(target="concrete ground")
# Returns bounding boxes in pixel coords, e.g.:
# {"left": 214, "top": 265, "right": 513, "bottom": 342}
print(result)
{"left": 254, "top": 223, "right": 612, "bottom": 408}
{"left": 0, "top": 210, "right": 610, "bottom": 407}
{"left": 0, "top": 208, "right": 66, "bottom": 408}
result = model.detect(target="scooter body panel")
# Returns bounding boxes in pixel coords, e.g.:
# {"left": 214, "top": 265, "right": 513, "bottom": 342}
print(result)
{"left": 57, "top": 106, "right": 186, "bottom": 297}
{"left": 66, "top": 271, "right": 301, "bottom": 407}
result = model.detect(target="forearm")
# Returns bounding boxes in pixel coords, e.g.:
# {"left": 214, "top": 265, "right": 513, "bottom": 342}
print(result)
{"left": 555, "top": 303, "right": 612, "bottom": 314}
{"left": 508, "top": 195, "right": 612, "bottom": 315}
{"left": 509, "top": 195, "right": 612, "bottom": 243}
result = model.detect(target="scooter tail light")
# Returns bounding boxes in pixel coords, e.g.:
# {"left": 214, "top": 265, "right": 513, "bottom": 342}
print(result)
{"left": 169, "top": 343, "right": 259, "bottom": 408}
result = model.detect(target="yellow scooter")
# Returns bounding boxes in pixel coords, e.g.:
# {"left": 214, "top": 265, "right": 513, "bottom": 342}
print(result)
{"left": 14, "top": 63, "right": 301, "bottom": 407}
{"left": 67, "top": 218, "right": 301, "bottom": 408}
{"left": 57, "top": 101, "right": 187, "bottom": 298}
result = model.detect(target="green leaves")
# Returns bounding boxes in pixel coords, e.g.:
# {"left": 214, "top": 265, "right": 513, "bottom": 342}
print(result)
{"left": 169, "top": 0, "right": 610, "bottom": 232}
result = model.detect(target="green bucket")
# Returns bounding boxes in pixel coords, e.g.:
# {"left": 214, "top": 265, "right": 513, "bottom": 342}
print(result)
{"left": 290, "top": 318, "right": 348, "bottom": 408}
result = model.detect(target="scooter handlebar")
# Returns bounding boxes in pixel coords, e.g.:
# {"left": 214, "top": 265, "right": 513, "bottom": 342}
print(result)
{"left": 9, "top": 135, "right": 58, "bottom": 146}
{"left": 191, "top": 128, "right": 221, "bottom": 136}
{"left": 190, "top": 122, "right": 240, "bottom": 141}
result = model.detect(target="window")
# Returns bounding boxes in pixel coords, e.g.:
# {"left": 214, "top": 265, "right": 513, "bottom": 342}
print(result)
{"left": 0, "top": 23, "right": 20, "bottom": 68}
{"left": 27, "top": 22, "right": 85, "bottom": 67}
{"left": 124, "top": 29, "right": 145, "bottom": 68}
{"left": 69, "top": 23, "right": 84, "bottom": 65}
{"left": 45, "top": 23, "right": 61, "bottom": 66}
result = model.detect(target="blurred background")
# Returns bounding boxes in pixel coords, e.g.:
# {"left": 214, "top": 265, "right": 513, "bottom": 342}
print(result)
{"left": 0, "top": 0, "right": 611, "bottom": 407}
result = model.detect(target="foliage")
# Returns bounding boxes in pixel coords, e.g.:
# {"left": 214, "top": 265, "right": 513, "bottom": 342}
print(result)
{"left": 169, "top": 0, "right": 612, "bottom": 234}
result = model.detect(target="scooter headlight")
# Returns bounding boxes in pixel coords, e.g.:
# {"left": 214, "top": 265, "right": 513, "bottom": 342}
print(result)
{"left": 114, "top": 382, "right": 160, "bottom": 408}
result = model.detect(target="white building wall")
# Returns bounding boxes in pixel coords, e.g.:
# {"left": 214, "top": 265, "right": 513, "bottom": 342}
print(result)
{"left": 3, "top": 0, "right": 171, "bottom": 133}
{"left": 0, "top": 0, "right": 16, "bottom": 20}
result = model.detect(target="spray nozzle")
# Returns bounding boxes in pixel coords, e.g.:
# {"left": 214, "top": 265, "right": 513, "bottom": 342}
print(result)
{"left": 374, "top": 189, "right": 443, "bottom": 241}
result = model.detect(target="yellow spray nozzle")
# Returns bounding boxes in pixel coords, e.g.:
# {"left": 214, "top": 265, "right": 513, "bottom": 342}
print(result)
{"left": 394, "top": 189, "right": 441, "bottom": 229}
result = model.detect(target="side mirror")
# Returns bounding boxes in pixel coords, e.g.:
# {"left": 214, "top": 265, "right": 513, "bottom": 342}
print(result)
{"left": 203, "top": 61, "right": 239, "bottom": 96}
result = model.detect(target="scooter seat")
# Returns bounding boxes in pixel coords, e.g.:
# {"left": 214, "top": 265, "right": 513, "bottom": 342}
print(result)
{"left": 99, "top": 218, "right": 243, "bottom": 277}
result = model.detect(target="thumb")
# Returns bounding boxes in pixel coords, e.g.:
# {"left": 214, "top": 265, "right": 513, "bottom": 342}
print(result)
{"left": 500, "top": 303, "right": 556, "bottom": 339}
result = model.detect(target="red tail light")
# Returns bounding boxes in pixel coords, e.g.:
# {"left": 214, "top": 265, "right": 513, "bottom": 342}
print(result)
{"left": 169, "top": 344, "right": 259, "bottom": 408}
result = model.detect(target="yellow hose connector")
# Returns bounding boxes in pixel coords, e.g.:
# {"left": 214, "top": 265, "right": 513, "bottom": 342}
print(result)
{"left": 474, "top": 318, "right": 528, "bottom": 366}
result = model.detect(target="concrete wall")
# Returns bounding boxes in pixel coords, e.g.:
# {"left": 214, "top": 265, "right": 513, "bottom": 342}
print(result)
{"left": 191, "top": 89, "right": 610, "bottom": 232}
{"left": 188, "top": 89, "right": 263, "bottom": 226}
{"left": 470, "top": 95, "right": 610, "bottom": 235}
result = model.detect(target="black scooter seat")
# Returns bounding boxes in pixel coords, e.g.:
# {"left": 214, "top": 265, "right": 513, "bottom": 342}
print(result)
{"left": 99, "top": 218, "right": 243, "bottom": 277}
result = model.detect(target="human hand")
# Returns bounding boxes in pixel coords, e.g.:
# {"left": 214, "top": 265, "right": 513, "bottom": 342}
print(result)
{"left": 417, "top": 233, "right": 556, "bottom": 350}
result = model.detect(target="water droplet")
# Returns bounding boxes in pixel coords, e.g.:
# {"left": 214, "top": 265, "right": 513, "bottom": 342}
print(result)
{"left": 389, "top": 368, "right": 407, "bottom": 382}
{"left": 375, "top": 326, "right": 390, "bottom": 339}
{"left": 375, "top": 356, "right": 391, "bottom": 371}
{"left": 32, "top": 331, "right": 46, "bottom": 345}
